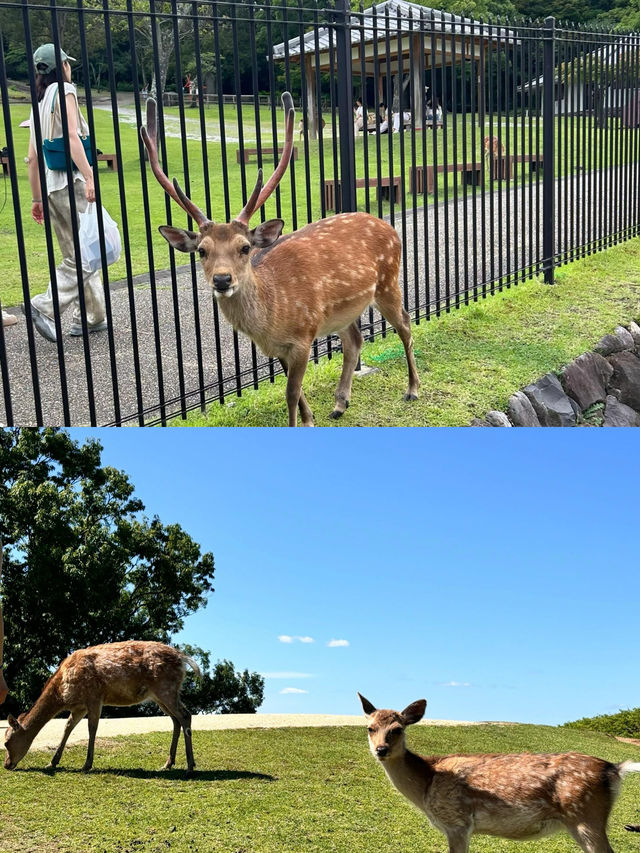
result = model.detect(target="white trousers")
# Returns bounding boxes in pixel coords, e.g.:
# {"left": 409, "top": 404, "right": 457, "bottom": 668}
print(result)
{"left": 31, "top": 180, "right": 106, "bottom": 326}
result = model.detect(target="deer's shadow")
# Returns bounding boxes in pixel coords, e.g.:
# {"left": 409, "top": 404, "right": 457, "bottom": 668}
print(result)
{"left": 22, "top": 766, "right": 276, "bottom": 782}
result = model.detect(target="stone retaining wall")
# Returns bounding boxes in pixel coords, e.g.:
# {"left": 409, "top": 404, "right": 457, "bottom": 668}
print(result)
{"left": 473, "top": 321, "right": 640, "bottom": 427}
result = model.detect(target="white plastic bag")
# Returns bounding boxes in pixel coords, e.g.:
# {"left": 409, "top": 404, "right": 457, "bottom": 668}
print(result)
{"left": 79, "top": 203, "right": 122, "bottom": 273}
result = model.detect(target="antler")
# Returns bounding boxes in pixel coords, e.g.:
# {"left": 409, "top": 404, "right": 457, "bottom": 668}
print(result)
{"left": 140, "top": 97, "right": 209, "bottom": 228}
{"left": 235, "top": 92, "right": 295, "bottom": 226}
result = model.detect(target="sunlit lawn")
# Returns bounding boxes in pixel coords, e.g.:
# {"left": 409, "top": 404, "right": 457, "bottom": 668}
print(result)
{"left": 0, "top": 723, "right": 638, "bottom": 852}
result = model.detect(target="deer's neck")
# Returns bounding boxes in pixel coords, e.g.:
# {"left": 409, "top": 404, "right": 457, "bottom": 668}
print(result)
{"left": 382, "top": 747, "right": 434, "bottom": 813}
{"left": 218, "top": 271, "right": 277, "bottom": 356}
{"left": 21, "top": 686, "right": 64, "bottom": 741}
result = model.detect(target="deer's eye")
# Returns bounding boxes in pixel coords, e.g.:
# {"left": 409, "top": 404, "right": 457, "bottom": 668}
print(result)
{"left": 240, "top": 244, "right": 250, "bottom": 256}
{"left": 367, "top": 727, "right": 375, "bottom": 734}
{"left": 198, "top": 247, "right": 206, "bottom": 258}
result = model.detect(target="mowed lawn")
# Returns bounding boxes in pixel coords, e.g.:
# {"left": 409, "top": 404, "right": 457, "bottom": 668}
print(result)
{"left": 0, "top": 723, "right": 639, "bottom": 852}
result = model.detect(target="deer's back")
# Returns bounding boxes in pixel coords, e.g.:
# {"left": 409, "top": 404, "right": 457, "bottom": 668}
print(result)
{"left": 56, "top": 641, "right": 185, "bottom": 708}
{"left": 252, "top": 213, "right": 401, "bottom": 338}
{"left": 424, "top": 752, "right": 619, "bottom": 838}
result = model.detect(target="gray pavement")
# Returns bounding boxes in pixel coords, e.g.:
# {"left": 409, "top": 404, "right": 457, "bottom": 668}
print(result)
{"left": 0, "top": 167, "right": 625, "bottom": 426}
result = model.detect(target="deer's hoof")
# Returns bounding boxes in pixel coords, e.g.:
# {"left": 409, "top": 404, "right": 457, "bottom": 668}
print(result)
{"left": 328, "top": 409, "right": 344, "bottom": 419}
{"left": 403, "top": 393, "right": 418, "bottom": 402}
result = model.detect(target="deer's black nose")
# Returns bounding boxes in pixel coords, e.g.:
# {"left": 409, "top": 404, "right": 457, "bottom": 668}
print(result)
{"left": 375, "top": 746, "right": 389, "bottom": 758}
{"left": 213, "top": 274, "right": 232, "bottom": 291}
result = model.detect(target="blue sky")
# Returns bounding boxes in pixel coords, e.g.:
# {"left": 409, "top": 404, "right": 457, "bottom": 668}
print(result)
{"left": 71, "top": 428, "right": 638, "bottom": 725}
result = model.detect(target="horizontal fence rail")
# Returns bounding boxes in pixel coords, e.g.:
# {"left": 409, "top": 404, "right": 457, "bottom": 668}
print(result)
{"left": 1, "top": 0, "right": 640, "bottom": 425}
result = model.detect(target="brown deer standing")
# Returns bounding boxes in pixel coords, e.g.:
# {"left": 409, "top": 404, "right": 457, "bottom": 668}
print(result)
{"left": 4, "top": 641, "right": 199, "bottom": 772}
{"left": 140, "top": 93, "right": 420, "bottom": 426}
{"left": 0, "top": 540, "right": 7, "bottom": 705}
{"left": 358, "top": 694, "right": 640, "bottom": 852}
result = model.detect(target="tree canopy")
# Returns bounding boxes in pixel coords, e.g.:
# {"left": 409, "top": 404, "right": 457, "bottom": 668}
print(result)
{"left": 0, "top": 428, "right": 262, "bottom": 718}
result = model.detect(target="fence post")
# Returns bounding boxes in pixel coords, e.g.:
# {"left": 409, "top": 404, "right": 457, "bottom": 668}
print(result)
{"left": 542, "top": 16, "right": 555, "bottom": 284}
{"left": 335, "top": 0, "right": 356, "bottom": 212}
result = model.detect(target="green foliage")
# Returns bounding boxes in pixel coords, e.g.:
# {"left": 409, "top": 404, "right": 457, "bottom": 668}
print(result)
{"left": 563, "top": 707, "right": 640, "bottom": 738}
{"left": 0, "top": 723, "right": 638, "bottom": 851}
{"left": 179, "top": 645, "right": 265, "bottom": 714}
{"left": 0, "top": 428, "right": 216, "bottom": 717}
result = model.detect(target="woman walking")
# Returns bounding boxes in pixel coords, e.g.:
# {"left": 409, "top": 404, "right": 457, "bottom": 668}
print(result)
{"left": 26, "top": 43, "right": 106, "bottom": 343}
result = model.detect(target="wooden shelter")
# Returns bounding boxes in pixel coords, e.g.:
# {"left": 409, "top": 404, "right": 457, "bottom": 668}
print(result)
{"left": 272, "top": 0, "right": 515, "bottom": 137}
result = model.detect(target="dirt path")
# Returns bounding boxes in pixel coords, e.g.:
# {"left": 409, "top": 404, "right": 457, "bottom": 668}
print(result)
{"left": 0, "top": 713, "right": 481, "bottom": 752}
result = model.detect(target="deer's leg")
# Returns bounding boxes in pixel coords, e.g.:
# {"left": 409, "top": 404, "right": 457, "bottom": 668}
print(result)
{"left": 82, "top": 703, "right": 102, "bottom": 772}
{"left": 155, "top": 700, "right": 181, "bottom": 770}
{"left": 329, "top": 322, "right": 363, "bottom": 419}
{"left": 48, "top": 707, "right": 86, "bottom": 769}
{"left": 375, "top": 293, "right": 420, "bottom": 401}
{"left": 174, "top": 699, "right": 195, "bottom": 773}
{"left": 567, "top": 823, "right": 614, "bottom": 853}
{"left": 444, "top": 827, "right": 471, "bottom": 853}
{"left": 282, "top": 348, "right": 313, "bottom": 427}
{"left": 279, "top": 358, "right": 314, "bottom": 427}
{"left": 156, "top": 689, "right": 196, "bottom": 773}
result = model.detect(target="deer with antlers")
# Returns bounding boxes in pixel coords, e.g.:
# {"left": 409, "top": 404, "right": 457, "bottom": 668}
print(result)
{"left": 140, "top": 93, "right": 419, "bottom": 426}
{"left": 359, "top": 694, "right": 640, "bottom": 853}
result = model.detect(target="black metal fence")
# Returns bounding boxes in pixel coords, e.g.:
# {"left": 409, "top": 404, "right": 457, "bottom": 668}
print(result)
{"left": 1, "top": 0, "right": 640, "bottom": 426}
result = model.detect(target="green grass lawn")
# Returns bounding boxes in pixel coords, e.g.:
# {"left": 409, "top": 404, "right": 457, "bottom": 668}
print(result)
{"left": 169, "top": 238, "right": 640, "bottom": 427}
{"left": 1, "top": 99, "right": 633, "bottom": 307}
{"left": 1, "top": 723, "right": 639, "bottom": 852}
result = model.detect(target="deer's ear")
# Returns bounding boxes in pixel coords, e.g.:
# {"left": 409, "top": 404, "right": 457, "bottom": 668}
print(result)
{"left": 251, "top": 219, "right": 284, "bottom": 248}
{"left": 7, "top": 714, "right": 22, "bottom": 732}
{"left": 158, "top": 225, "right": 199, "bottom": 253}
{"left": 358, "top": 693, "right": 377, "bottom": 716}
{"left": 401, "top": 699, "right": 426, "bottom": 726}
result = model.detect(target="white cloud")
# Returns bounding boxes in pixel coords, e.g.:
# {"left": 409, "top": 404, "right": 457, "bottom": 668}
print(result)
{"left": 327, "top": 639, "right": 350, "bottom": 648}
{"left": 277, "top": 635, "right": 315, "bottom": 644}
{"left": 261, "top": 672, "right": 314, "bottom": 679}
{"left": 280, "top": 687, "right": 309, "bottom": 695}
{"left": 441, "top": 681, "right": 471, "bottom": 688}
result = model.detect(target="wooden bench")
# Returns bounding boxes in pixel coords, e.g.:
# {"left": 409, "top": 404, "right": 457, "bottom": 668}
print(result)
{"left": 97, "top": 153, "right": 118, "bottom": 171}
{"left": 236, "top": 146, "right": 298, "bottom": 164}
{"left": 409, "top": 157, "right": 513, "bottom": 195}
{"left": 513, "top": 153, "right": 544, "bottom": 172}
{"left": 324, "top": 175, "right": 402, "bottom": 211}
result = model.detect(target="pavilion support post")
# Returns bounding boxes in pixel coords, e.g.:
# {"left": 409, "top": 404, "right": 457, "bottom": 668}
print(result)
{"left": 412, "top": 34, "right": 423, "bottom": 128}
{"left": 477, "top": 54, "right": 486, "bottom": 133}
{"left": 304, "top": 54, "right": 317, "bottom": 140}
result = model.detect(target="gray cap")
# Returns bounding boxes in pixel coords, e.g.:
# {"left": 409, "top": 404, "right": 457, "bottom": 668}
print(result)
{"left": 33, "top": 43, "right": 76, "bottom": 74}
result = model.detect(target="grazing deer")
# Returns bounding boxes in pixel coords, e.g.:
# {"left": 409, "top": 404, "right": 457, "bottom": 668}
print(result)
{"left": 4, "top": 641, "right": 199, "bottom": 773}
{"left": 483, "top": 135, "right": 505, "bottom": 159}
{"left": 358, "top": 693, "right": 640, "bottom": 852}
{"left": 0, "top": 540, "right": 7, "bottom": 705}
{"left": 140, "top": 93, "right": 419, "bottom": 426}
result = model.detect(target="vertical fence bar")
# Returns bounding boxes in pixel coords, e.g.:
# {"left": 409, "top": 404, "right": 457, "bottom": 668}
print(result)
{"left": 335, "top": 0, "right": 356, "bottom": 212}
{"left": 542, "top": 16, "right": 555, "bottom": 284}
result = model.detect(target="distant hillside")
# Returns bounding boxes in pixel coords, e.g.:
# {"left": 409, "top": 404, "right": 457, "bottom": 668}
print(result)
{"left": 563, "top": 708, "right": 640, "bottom": 738}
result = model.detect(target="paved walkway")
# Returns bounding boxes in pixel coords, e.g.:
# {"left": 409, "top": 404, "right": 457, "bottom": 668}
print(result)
{"left": 0, "top": 713, "right": 482, "bottom": 752}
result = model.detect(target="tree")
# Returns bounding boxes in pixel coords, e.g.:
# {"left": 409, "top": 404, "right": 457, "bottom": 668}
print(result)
{"left": 179, "top": 646, "right": 265, "bottom": 715}
{"left": 0, "top": 428, "right": 227, "bottom": 716}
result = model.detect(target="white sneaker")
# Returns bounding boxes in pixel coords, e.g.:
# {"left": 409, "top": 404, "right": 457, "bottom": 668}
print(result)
{"left": 24, "top": 303, "right": 56, "bottom": 343}
{"left": 69, "top": 319, "right": 108, "bottom": 336}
